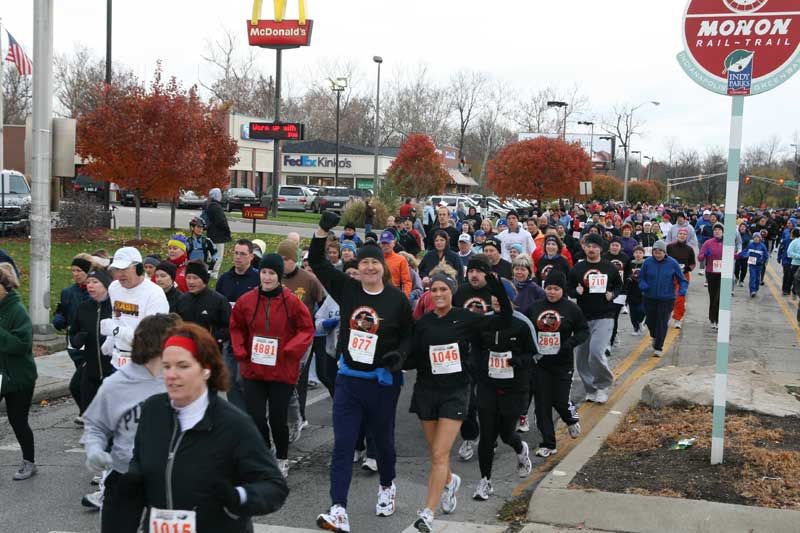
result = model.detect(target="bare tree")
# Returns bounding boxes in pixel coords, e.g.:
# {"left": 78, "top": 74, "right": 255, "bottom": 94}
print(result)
{"left": 2, "top": 64, "right": 32, "bottom": 124}
{"left": 473, "top": 82, "right": 512, "bottom": 187}
{"left": 54, "top": 44, "right": 137, "bottom": 118}
{"left": 449, "top": 69, "right": 488, "bottom": 157}
{"left": 511, "top": 84, "right": 588, "bottom": 135}
{"left": 381, "top": 64, "right": 452, "bottom": 146}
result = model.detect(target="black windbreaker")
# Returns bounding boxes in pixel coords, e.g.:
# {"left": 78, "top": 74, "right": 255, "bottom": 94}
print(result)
{"left": 70, "top": 297, "right": 113, "bottom": 380}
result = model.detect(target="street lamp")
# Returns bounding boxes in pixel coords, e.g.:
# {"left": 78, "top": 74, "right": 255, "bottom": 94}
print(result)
{"left": 623, "top": 100, "right": 660, "bottom": 206}
{"left": 329, "top": 77, "right": 348, "bottom": 187}
{"left": 578, "top": 120, "right": 595, "bottom": 161}
{"left": 631, "top": 150, "right": 642, "bottom": 179}
{"left": 643, "top": 155, "right": 653, "bottom": 180}
{"left": 372, "top": 56, "right": 383, "bottom": 193}
{"left": 547, "top": 100, "right": 568, "bottom": 140}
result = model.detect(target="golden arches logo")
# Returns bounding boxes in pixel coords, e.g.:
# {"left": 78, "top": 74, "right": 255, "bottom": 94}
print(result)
{"left": 252, "top": 0, "right": 308, "bottom": 25}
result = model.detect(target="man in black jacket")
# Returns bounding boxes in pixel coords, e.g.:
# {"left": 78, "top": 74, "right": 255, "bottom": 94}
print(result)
{"left": 176, "top": 262, "right": 231, "bottom": 349}
{"left": 206, "top": 188, "right": 231, "bottom": 280}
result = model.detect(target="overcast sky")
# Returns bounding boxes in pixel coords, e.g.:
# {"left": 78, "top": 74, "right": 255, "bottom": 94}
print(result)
{"left": 3, "top": 0, "right": 800, "bottom": 164}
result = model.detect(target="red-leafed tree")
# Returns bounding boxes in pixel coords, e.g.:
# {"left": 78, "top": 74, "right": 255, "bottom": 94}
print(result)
{"left": 386, "top": 134, "right": 451, "bottom": 198}
{"left": 76, "top": 64, "right": 239, "bottom": 238}
{"left": 627, "top": 181, "right": 661, "bottom": 204}
{"left": 487, "top": 137, "right": 591, "bottom": 204}
{"left": 591, "top": 174, "right": 624, "bottom": 202}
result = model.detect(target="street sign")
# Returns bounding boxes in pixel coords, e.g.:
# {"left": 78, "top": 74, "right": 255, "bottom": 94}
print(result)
{"left": 242, "top": 206, "right": 268, "bottom": 219}
{"left": 678, "top": 0, "right": 800, "bottom": 96}
{"left": 248, "top": 122, "right": 305, "bottom": 141}
{"left": 579, "top": 181, "right": 593, "bottom": 196}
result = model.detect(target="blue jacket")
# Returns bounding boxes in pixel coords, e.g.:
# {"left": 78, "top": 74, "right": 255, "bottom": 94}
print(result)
{"left": 53, "top": 283, "right": 89, "bottom": 332}
{"left": 778, "top": 236, "right": 794, "bottom": 266}
{"left": 639, "top": 256, "right": 687, "bottom": 300}
{"left": 741, "top": 241, "right": 769, "bottom": 266}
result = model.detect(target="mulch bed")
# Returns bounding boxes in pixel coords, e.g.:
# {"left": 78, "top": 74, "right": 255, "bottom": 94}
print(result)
{"left": 569, "top": 404, "right": 800, "bottom": 510}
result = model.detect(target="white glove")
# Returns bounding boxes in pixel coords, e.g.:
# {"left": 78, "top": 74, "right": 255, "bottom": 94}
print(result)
{"left": 101, "top": 336, "right": 115, "bottom": 356}
{"left": 86, "top": 449, "right": 113, "bottom": 472}
{"left": 100, "top": 319, "right": 117, "bottom": 338}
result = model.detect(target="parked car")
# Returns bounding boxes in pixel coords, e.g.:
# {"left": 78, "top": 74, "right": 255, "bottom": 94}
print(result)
{"left": 71, "top": 175, "right": 107, "bottom": 198}
{"left": 309, "top": 186, "right": 351, "bottom": 213}
{"left": 263, "top": 185, "right": 314, "bottom": 212}
{"left": 177, "top": 189, "right": 207, "bottom": 209}
{"left": 0, "top": 169, "right": 31, "bottom": 234}
{"left": 223, "top": 187, "right": 258, "bottom": 212}
{"left": 119, "top": 189, "right": 159, "bottom": 207}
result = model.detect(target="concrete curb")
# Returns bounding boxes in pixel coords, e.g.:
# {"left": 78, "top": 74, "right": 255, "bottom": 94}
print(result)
{"left": 527, "top": 357, "right": 800, "bottom": 533}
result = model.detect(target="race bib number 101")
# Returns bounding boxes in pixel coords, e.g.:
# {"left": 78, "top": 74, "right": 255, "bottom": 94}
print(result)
{"left": 488, "top": 351, "right": 513, "bottom": 379}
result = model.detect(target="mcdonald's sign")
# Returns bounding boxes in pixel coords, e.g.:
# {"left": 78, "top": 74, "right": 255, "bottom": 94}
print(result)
{"left": 248, "top": 0, "right": 313, "bottom": 48}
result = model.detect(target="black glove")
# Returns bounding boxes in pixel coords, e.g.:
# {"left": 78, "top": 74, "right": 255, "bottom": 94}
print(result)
{"left": 381, "top": 350, "right": 404, "bottom": 373}
{"left": 485, "top": 272, "right": 505, "bottom": 297}
{"left": 116, "top": 471, "right": 145, "bottom": 500}
{"left": 319, "top": 211, "right": 341, "bottom": 232}
{"left": 211, "top": 480, "right": 240, "bottom": 508}
{"left": 71, "top": 331, "right": 89, "bottom": 348}
{"left": 509, "top": 355, "right": 526, "bottom": 369}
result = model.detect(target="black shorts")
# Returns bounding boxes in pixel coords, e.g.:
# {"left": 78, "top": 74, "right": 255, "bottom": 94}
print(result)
{"left": 409, "top": 382, "right": 470, "bottom": 421}
{"left": 475, "top": 384, "right": 527, "bottom": 415}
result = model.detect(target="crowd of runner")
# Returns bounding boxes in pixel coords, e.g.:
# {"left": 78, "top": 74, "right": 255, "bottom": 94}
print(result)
{"left": 1, "top": 192, "right": 799, "bottom": 532}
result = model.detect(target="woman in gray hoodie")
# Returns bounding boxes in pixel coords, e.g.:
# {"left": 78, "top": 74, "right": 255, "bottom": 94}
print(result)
{"left": 81, "top": 313, "right": 181, "bottom": 529}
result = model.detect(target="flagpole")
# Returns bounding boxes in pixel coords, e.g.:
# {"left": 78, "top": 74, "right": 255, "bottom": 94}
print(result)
{"left": 1, "top": 17, "right": 5, "bottom": 173}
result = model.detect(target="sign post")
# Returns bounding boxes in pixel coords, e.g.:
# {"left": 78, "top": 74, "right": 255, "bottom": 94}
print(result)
{"left": 242, "top": 205, "right": 268, "bottom": 234}
{"left": 248, "top": 0, "right": 313, "bottom": 218}
{"left": 677, "top": 0, "right": 800, "bottom": 465}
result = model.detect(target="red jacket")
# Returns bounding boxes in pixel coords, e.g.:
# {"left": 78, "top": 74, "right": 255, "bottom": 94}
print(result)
{"left": 229, "top": 286, "right": 314, "bottom": 384}
{"left": 169, "top": 254, "right": 189, "bottom": 292}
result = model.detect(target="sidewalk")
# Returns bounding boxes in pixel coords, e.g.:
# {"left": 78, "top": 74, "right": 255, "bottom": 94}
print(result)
{"left": 31, "top": 350, "right": 75, "bottom": 405}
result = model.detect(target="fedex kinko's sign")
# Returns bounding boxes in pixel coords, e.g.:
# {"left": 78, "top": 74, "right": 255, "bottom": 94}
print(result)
{"left": 677, "top": 0, "right": 800, "bottom": 95}
{"left": 248, "top": 0, "right": 313, "bottom": 48}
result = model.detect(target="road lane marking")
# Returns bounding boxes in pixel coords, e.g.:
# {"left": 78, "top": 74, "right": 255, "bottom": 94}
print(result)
{"left": 765, "top": 265, "right": 800, "bottom": 340}
{"left": 511, "top": 329, "right": 678, "bottom": 497}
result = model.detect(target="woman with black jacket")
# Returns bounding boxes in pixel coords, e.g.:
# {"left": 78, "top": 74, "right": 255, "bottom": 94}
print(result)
{"left": 472, "top": 295, "right": 535, "bottom": 501}
{"left": 117, "top": 323, "right": 288, "bottom": 533}
{"left": 310, "top": 212, "right": 414, "bottom": 533}
{"left": 69, "top": 270, "right": 114, "bottom": 415}
{"left": 527, "top": 271, "right": 589, "bottom": 458}
{"left": 419, "top": 229, "right": 463, "bottom": 282}
{"left": 406, "top": 270, "right": 510, "bottom": 532}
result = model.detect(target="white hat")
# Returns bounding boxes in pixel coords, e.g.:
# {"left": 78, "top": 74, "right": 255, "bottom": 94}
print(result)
{"left": 458, "top": 233, "right": 472, "bottom": 243}
{"left": 438, "top": 201, "right": 448, "bottom": 207}
{"left": 703, "top": 209, "right": 712, "bottom": 215}
{"left": 109, "top": 247, "right": 143, "bottom": 270}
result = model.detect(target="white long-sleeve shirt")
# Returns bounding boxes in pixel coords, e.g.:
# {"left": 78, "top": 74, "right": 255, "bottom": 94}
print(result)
{"left": 496, "top": 227, "right": 536, "bottom": 261}
{"left": 106, "top": 278, "right": 169, "bottom": 367}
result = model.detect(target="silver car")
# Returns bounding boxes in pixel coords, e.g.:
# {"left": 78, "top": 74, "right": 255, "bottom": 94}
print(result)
{"left": 276, "top": 185, "right": 313, "bottom": 211}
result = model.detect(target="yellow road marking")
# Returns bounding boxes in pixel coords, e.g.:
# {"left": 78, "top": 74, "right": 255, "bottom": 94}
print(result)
{"left": 764, "top": 265, "right": 800, "bottom": 340}
{"left": 511, "top": 328, "right": 678, "bottom": 497}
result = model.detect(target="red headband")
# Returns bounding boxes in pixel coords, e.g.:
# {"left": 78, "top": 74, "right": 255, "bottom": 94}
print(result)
{"left": 164, "top": 335, "right": 197, "bottom": 358}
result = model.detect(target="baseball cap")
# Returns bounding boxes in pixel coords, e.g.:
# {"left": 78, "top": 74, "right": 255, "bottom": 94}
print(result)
{"left": 109, "top": 247, "right": 143, "bottom": 270}
{"left": 458, "top": 234, "right": 472, "bottom": 243}
{"left": 380, "top": 229, "right": 396, "bottom": 243}
{"left": 474, "top": 230, "right": 486, "bottom": 237}
{"left": 703, "top": 209, "right": 712, "bottom": 215}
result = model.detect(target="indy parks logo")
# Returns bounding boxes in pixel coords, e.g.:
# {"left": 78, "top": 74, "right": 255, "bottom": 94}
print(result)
{"left": 724, "top": 49, "right": 754, "bottom": 95}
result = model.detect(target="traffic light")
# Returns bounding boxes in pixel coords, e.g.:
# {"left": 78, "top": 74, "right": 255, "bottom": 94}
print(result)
{"left": 745, "top": 176, "right": 751, "bottom": 184}
{"left": 778, "top": 178, "right": 785, "bottom": 185}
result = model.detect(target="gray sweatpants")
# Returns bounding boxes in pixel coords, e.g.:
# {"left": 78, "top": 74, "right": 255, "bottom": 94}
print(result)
{"left": 574, "top": 318, "right": 615, "bottom": 394}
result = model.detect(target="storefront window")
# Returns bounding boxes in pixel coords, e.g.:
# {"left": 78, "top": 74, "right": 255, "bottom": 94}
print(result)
{"left": 286, "top": 175, "right": 308, "bottom": 185}
{"left": 335, "top": 177, "right": 354, "bottom": 189}
{"left": 309, "top": 176, "right": 335, "bottom": 186}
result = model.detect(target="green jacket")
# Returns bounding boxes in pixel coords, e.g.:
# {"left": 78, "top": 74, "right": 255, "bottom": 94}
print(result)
{"left": 0, "top": 290, "right": 37, "bottom": 395}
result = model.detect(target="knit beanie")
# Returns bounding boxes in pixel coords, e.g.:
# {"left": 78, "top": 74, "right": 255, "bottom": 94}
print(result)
{"left": 277, "top": 239, "right": 298, "bottom": 262}
{"left": 71, "top": 257, "right": 92, "bottom": 274}
{"left": 356, "top": 243, "right": 386, "bottom": 266}
{"left": 185, "top": 261, "right": 210, "bottom": 285}
{"left": 509, "top": 243, "right": 524, "bottom": 255}
{"left": 168, "top": 234, "right": 188, "bottom": 252}
{"left": 86, "top": 270, "right": 112, "bottom": 290}
{"left": 713, "top": 222, "right": 725, "bottom": 233}
{"left": 156, "top": 261, "right": 177, "bottom": 281}
{"left": 467, "top": 254, "right": 492, "bottom": 274}
{"left": 143, "top": 255, "right": 161, "bottom": 268}
{"left": 584, "top": 233, "right": 604, "bottom": 247}
{"left": 208, "top": 188, "right": 222, "bottom": 201}
{"left": 544, "top": 270, "right": 566, "bottom": 290}
{"left": 653, "top": 240, "right": 667, "bottom": 252}
{"left": 341, "top": 241, "right": 357, "bottom": 254}
{"left": 482, "top": 238, "right": 501, "bottom": 252}
{"left": 430, "top": 273, "right": 458, "bottom": 294}
{"left": 259, "top": 253, "right": 284, "bottom": 279}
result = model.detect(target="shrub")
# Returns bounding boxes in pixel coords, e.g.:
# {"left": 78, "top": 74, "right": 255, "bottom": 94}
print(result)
{"left": 56, "top": 191, "right": 112, "bottom": 230}
{"left": 340, "top": 198, "right": 391, "bottom": 230}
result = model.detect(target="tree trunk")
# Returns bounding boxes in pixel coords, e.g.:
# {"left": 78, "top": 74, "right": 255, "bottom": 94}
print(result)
{"left": 170, "top": 197, "right": 177, "bottom": 230}
{"left": 134, "top": 192, "right": 142, "bottom": 240}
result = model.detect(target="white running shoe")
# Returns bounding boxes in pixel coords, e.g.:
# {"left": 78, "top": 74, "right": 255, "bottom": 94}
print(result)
{"left": 473, "top": 477, "right": 494, "bottom": 501}
{"left": 362, "top": 457, "right": 378, "bottom": 472}
{"left": 375, "top": 482, "right": 396, "bottom": 517}
{"left": 440, "top": 473, "right": 461, "bottom": 514}
{"left": 13, "top": 460, "right": 37, "bottom": 481}
{"left": 289, "top": 419, "right": 308, "bottom": 443}
{"left": 277, "top": 459, "right": 289, "bottom": 479}
{"left": 317, "top": 504, "right": 350, "bottom": 532}
{"left": 535, "top": 447, "right": 557, "bottom": 458}
{"left": 413, "top": 507, "right": 434, "bottom": 532}
{"left": 353, "top": 449, "right": 366, "bottom": 463}
{"left": 81, "top": 489, "right": 103, "bottom": 510}
{"left": 516, "top": 441, "right": 532, "bottom": 477}
{"left": 595, "top": 389, "right": 609, "bottom": 404}
{"left": 568, "top": 422, "right": 582, "bottom": 439}
{"left": 631, "top": 329, "right": 641, "bottom": 336}
{"left": 91, "top": 474, "right": 102, "bottom": 486}
{"left": 654, "top": 349, "right": 663, "bottom": 357}
{"left": 585, "top": 391, "right": 597, "bottom": 402}
{"left": 674, "top": 320, "right": 682, "bottom": 329}
{"left": 516, "top": 415, "right": 530, "bottom": 433}
{"left": 458, "top": 439, "right": 477, "bottom": 461}
{"left": 621, "top": 306, "right": 629, "bottom": 315}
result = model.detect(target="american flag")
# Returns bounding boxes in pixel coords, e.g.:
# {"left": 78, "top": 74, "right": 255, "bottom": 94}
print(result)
{"left": 5, "top": 31, "right": 32, "bottom": 76}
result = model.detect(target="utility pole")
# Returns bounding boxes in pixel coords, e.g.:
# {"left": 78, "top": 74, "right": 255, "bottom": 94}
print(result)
{"left": 372, "top": 56, "right": 382, "bottom": 193}
{"left": 622, "top": 101, "right": 660, "bottom": 206}
{"left": 329, "top": 77, "right": 347, "bottom": 188}
{"left": 30, "top": 0, "right": 56, "bottom": 337}
{"left": 547, "top": 101, "right": 568, "bottom": 140}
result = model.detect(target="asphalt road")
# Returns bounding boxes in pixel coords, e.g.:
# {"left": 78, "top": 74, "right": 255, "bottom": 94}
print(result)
{"left": 114, "top": 204, "right": 320, "bottom": 238}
